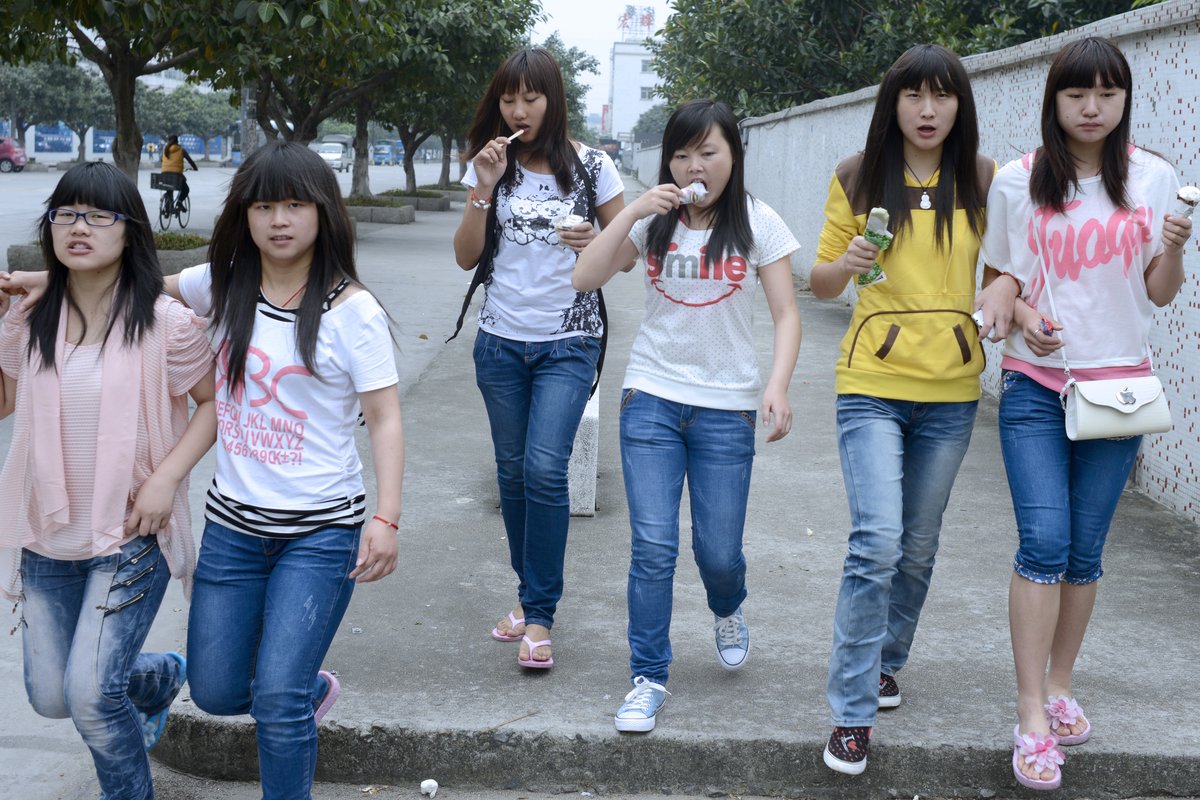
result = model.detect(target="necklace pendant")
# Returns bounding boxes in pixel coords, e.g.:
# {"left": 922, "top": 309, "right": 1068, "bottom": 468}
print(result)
{"left": 920, "top": 190, "right": 932, "bottom": 210}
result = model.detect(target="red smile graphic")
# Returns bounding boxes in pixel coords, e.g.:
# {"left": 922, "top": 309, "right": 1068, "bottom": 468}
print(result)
{"left": 651, "top": 278, "right": 742, "bottom": 306}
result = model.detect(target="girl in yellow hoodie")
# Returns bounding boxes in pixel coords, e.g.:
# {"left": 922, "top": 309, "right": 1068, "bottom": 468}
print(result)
{"left": 811, "top": 44, "right": 995, "bottom": 776}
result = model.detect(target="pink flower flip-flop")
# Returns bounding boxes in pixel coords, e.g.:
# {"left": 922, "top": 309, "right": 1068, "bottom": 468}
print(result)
{"left": 490, "top": 611, "right": 525, "bottom": 642}
{"left": 517, "top": 635, "right": 554, "bottom": 669}
{"left": 1012, "top": 724, "right": 1064, "bottom": 791}
{"left": 1045, "top": 695, "right": 1091, "bottom": 745}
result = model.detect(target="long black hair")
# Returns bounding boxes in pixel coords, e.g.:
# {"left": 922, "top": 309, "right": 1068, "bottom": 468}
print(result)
{"left": 207, "top": 140, "right": 358, "bottom": 393}
{"left": 646, "top": 100, "right": 753, "bottom": 270}
{"left": 1031, "top": 37, "right": 1133, "bottom": 213}
{"left": 855, "top": 44, "right": 985, "bottom": 249}
{"left": 465, "top": 48, "right": 576, "bottom": 196}
{"left": 27, "top": 161, "right": 162, "bottom": 369}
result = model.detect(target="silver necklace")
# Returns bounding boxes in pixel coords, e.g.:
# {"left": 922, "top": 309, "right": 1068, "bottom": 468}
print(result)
{"left": 905, "top": 160, "right": 936, "bottom": 210}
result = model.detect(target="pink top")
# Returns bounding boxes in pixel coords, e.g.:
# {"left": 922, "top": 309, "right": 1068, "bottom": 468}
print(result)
{"left": 0, "top": 294, "right": 213, "bottom": 601}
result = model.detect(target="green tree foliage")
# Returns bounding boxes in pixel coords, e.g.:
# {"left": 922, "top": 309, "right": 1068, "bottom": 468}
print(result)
{"left": 539, "top": 33, "right": 600, "bottom": 141}
{"left": 652, "top": 0, "right": 1134, "bottom": 118}
{"left": 38, "top": 63, "right": 115, "bottom": 162}
{"left": 0, "top": 1, "right": 203, "bottom": 179}
{"left": 0, "top": 63, "right": 45, "bottom": 142}
{"left": 137, "top": 86, "right": 237, "bottom": 159}
{"left": 632, "top": 102, "right": 672, "bottom": 145}
{"left": 191, "top": 0, "right": 451, "bottom": 147}
{"left": 374, "top": 0, "right": 540, "bottom": 194}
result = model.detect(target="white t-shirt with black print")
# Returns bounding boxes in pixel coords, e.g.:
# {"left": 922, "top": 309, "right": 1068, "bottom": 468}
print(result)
{"left": 178, "top": 264, "right": 398, "bottom": 539}
{"left": 624, "top": 197, "right": 800, "bottom": 411}
{"left": 462, "top": 145, "right": 623, "bottom": 342}
{"left": 981, "top": 147, "right": 1178, "bottom": 369}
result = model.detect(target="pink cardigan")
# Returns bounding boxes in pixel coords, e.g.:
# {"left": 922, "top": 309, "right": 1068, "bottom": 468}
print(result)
{"left": 0, "top": 295, "right": 213, "bottom": 601}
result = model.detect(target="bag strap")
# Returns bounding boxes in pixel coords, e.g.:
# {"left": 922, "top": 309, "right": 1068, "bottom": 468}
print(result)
{"left": 571, "top": 147, "right": 607, "bottom": 399}
{"left": 446, "top": 199, "right": 497, "bottom": 343}
{"left": 447, "top": 148, "right": 609, "bottom": 400}
{"left": 1030, "top": 212, "right": 1155, "bottom": 408}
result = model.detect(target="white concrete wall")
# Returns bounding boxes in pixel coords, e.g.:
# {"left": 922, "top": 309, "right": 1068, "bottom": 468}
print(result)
{"left": 640, "top": 0, "right": 1200, "bottom": 522}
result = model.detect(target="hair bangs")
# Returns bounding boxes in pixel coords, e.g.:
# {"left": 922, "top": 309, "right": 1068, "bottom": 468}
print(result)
{"left": 47, "top": 161, "right": 149, "bottom": 223}
{"left": 230, "top": 150, "right": 328, "bottom": 206}
{"left": 896, "top": 47, "right": 961, "bottom": 96}
{"left": 663, "top": 103, "right": 721, "bottom": 156}
{"left": 493, "top": 48, "right": 561, "bottom": 99}
{"left": 1050, "top": 38, "right": 1131, "bottom": 91}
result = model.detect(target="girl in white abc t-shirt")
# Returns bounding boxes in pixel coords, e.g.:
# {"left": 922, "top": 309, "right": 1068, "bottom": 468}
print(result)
{"left": 574, "top": 99, "right": 801, "bottom": 733}
{"left": 166, "top": 141, "right": 404, "bottom": 800}
{"left": 979, "top": 37, "right": 1191, "bottom": 792}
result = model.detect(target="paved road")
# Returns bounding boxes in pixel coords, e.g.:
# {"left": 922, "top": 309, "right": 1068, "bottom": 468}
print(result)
{"left": 0, "top": 160, "right": 457, "bottom": 251}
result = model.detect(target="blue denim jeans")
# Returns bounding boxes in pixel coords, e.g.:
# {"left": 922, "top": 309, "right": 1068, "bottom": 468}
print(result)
{"left": 473, "top": 329, "right": 600, "bottom": 629}
{"left": 827, "top": 394, "right": 977, "bottom": 726}
{"left": 21, "top": 536, "right": 182, "bottom": 800}
{"left": 998, "top": 371, "right": 1142, "bottom": 584}
{"left": 619, "top": 389, "right": 755, "bottom": 685}
{"left": 187, "top": 521, "right": 360, "bottom": 800}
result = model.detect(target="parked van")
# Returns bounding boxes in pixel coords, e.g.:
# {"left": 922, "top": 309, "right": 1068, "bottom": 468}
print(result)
{"left": 317, "top": 142, "right": 349, "bottom": 172}
{"left": 0, "top": 137, "right": 28, "bottom": 173}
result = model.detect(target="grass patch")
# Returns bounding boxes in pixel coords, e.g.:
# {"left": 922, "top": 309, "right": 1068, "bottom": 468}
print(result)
{"left": 418, "top": 183, "right": 461, "bottom": 191}
{"left": 155, "top": 231, "right": 208, "bottom": 251}
{"left": 345, "top": 195, "right": 412, "bottom": 207}
{"left": 378, "top": 188, "right": 443, "bottom": 199}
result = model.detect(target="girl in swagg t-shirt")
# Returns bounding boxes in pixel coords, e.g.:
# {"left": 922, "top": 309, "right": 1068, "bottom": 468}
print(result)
{"left": 979, "top": 37, "right": 1191, "bottom": 792}
{"left": 574, "top": 99, "right": 801, "bottom": 734}
{"left": 167, "top": 141, "right": 404, "bottom": 800}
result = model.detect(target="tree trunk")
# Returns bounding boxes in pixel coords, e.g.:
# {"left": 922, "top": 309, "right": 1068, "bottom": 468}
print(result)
{"left": 350, "top": 96, "right": 371, "bottom": 199}
{"left": 438, "top": 131, "right": 452, "bottom": 187}
{"left": 107, "top": 55, "right": 141, "bottom": 182}
{"left": 73, "top": 126, "right": 88, "bottom": 163}
{"left": 456, "top": 136, "right": 468, "bottom": 181}
{"left": 403, "top": 146, "right": 417, "bottom": 194}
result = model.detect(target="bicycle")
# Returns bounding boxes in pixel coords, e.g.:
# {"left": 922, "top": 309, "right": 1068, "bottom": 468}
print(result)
{"left": 150, "top": 171, "right": 191, "bottom": 230}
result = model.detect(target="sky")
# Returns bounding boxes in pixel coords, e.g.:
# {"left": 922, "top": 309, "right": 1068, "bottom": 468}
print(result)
{"left": 532, "top": 0, "right": 674, "bottom": 120}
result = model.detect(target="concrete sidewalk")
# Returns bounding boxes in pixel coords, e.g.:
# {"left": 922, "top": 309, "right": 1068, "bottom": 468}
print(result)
{"left": 7, "top": 175, "right": 1198, "bottom": 799}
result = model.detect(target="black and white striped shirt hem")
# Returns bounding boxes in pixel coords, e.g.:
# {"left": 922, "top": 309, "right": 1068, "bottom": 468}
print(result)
{"left": 205, "top": 482, "right": 366, "bottom": 540}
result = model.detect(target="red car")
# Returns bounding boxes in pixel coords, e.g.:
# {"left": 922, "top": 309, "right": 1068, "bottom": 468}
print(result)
{"left": 0, "top": 137, "right": 28, "bottom": 173}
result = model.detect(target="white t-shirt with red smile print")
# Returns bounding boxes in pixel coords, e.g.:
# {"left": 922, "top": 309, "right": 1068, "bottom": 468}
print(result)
{"left": 625, "top": 197, "right": 799, "bottom": 411}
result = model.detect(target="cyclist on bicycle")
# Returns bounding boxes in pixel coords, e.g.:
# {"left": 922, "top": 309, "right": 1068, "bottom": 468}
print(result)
{"left": 161, "top": 135, "right": 198, "bottom": 212}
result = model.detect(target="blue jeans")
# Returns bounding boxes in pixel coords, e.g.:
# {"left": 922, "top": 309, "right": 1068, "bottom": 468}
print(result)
{"left": 620, "top": 389, "right": 755, "bottom": 685}
{"left": 21, "top": 536, "right": 182, "bottom": 800}
{"left": 187, "top": 521, "right": 360, "bottom": 800}
{"left": 827, "top": 394, "right": 977, "bottom": 726}
{"left": 998, "top": 371, "right": 1141, "bottom": 584}
{"left": 473, "top": 329, "right": 599, "bottom": 629}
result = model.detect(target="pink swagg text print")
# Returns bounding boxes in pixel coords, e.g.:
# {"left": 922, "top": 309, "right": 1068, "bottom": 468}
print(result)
{"left": 215, "top": 343, "right": 311, "bottom": 467}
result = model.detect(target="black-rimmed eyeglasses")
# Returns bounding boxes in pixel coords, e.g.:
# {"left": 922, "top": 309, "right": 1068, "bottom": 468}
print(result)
{"left": 47, "top": 208, "right": 128, "bottom": 227}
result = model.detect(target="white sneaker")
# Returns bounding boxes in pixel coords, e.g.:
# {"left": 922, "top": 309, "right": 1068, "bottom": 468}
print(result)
{"left": 714, "top": 607, "right": 749, "bottom": 670}
{"left": 614, "top": 676, "right": 669, "bottom": 732}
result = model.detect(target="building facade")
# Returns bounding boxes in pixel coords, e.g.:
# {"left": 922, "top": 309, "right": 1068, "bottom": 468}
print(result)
{"left": 606, "top": 40, "right": 661, "bottom": 142}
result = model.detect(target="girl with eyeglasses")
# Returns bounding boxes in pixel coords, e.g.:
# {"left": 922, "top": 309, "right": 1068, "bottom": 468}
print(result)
{"left": 0, "top": 161, "right": 216, "bottom": 799}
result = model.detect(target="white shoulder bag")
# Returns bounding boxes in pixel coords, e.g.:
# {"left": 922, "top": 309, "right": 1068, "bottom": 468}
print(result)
{"left": 1032, "top": 227, "right": 1171, "bottom": 441}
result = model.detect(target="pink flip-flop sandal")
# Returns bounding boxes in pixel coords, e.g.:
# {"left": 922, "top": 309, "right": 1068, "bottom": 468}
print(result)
{"left": 517, "top": 635, "right": 554, "bottom": 669}
{"left": 491, "top": 611, "right": 525, "bottom": 642}
{"left": 1012, "top": 724, "right": 1064, "bottom": 791}
{"left": 1045, "top": 695, "right": 1091, "bottom": 745}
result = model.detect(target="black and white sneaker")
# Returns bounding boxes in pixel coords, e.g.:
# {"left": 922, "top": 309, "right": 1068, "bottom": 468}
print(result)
{"left": 823, "top": 725, "right": 871, "bottom": 775}
{"left": 878, "top": 672, "right": 901, "bottom": 708}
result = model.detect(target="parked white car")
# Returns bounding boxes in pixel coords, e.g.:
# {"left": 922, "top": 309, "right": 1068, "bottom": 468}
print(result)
{"left": 317, "top": 142, "right": 349, "bottom": 172}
